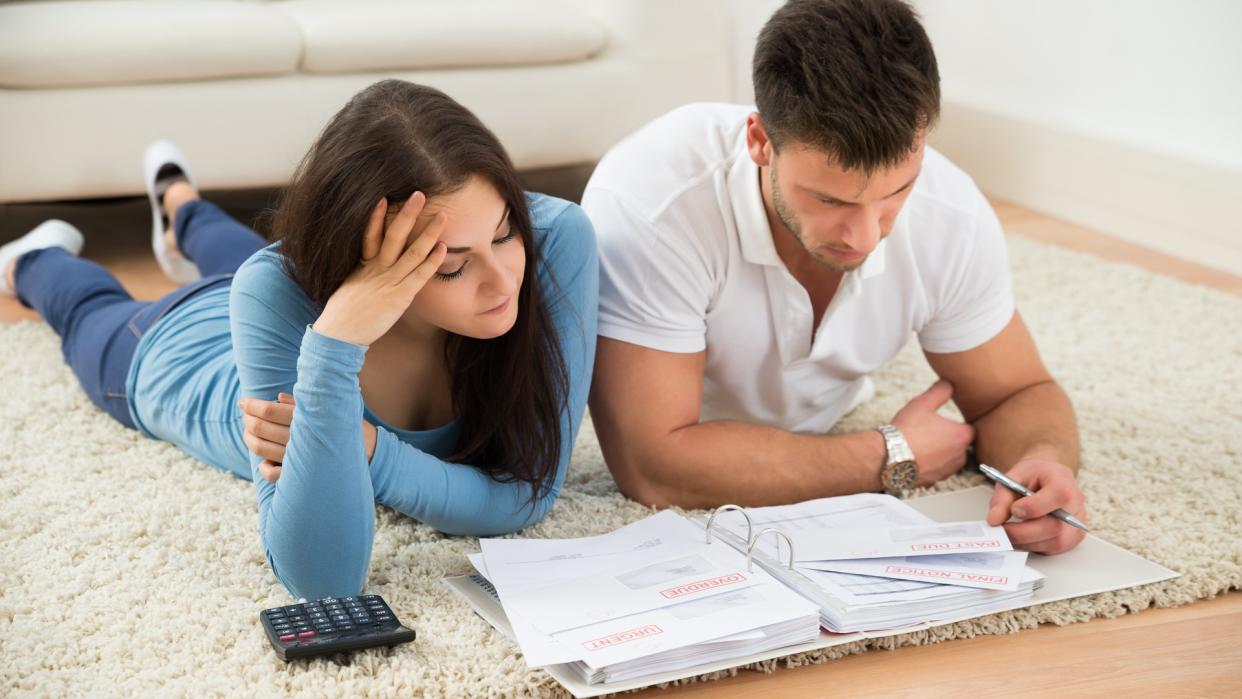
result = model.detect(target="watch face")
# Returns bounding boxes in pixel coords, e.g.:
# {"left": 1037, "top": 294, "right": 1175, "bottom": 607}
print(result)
{"left": 883, "top": 460, "right": 918, "bottom": 492}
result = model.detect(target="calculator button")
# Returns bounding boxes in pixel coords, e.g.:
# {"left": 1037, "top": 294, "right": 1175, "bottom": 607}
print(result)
{"left": 279, "top": 633, "right": 297, "bottom": 642}
{"left": 273, "top": 624, "right": 292, "bottom": 632}
{"left": 298, "top": 630, "right": 316, "bottom": 639}
{"left": 337, "top": 624, "right": 354, "bottom": 631}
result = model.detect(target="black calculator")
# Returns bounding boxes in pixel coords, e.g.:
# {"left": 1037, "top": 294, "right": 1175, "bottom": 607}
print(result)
{"left": 261, "top": 594, "right": 416, "bottom": 660}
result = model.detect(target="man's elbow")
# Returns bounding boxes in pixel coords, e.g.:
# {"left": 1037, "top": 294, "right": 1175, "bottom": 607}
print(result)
{"left": 607, "top": 452, "right": 686, "bottom": 509}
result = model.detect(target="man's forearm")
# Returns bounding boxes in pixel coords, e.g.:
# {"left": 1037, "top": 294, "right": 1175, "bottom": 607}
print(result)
{"left": 972, "top": 379, "right": 1080, "bottom": 473}
{"left": 622, "top": 420, "right": 887, "bottom": 509}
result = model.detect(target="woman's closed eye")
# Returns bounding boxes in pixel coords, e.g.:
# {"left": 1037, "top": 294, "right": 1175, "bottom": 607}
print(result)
{"left": 433, "top": 221, "right": 519, "bottom": 281}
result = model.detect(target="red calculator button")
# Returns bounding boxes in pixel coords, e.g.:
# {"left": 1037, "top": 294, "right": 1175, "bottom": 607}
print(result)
{"left": 279, "top": 634, "right": 296, "bottom": 642}
{"left": 298, "top": 631, "right": 316, "bottom": 638}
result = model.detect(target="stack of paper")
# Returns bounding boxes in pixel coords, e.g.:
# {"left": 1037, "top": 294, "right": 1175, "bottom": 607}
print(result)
{"left": 705, "top": 494, "right": 1044, "bottom": 632}
{"left": 444, "top": 487, "right": 1179, "bottom": 697}
{"left": 461, "top": 510, "right": 821, "bottom": 686}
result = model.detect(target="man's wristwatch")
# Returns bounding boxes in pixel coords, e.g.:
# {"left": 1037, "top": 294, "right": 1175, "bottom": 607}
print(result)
{"left": 877, "top": 423, "right": 918, "bottom": 495}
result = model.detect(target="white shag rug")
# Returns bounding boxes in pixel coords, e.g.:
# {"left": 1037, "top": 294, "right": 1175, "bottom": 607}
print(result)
{"left": 2, "top": 234, "right": 1240, "bottom": 698}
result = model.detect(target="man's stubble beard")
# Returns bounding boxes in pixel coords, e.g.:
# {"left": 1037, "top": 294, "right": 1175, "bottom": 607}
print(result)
{"left": 769, "top": 168, "right": 864, "bottom": 274}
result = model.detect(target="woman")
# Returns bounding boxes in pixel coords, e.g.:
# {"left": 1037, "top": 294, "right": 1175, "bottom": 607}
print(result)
{"left": 0, "top": 80, "right": 598, "bottom": 600}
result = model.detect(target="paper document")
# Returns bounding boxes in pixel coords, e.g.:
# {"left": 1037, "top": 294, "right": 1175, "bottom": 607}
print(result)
{"left": 792, "top": 521, "right": 1014, "bottom": 562}
{"left": 475, "top": 509, "right": 819, "bottom": 667}
{"left": 446, "top": 486, "right": 1180, "bottom": 698}
{"left": 479, "top": 510, "right": 704, "bottom": 590}
{"left": 801, "top": 550, "right": 1030, "bottom": 591}
{"left": 502, "top": 552, "right": 762, "bottom": 634}
{"left": 550, "top": 585, "right": 814, "bottom": 668}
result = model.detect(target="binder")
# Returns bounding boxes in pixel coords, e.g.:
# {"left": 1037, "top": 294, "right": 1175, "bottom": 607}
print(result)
{"left": 444, "top": 486, "right": 1179, "bottom": 698}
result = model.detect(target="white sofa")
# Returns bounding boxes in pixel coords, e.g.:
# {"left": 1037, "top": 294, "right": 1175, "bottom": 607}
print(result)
{"left": 0, "top": 0, "right": 736, "bottom": 203}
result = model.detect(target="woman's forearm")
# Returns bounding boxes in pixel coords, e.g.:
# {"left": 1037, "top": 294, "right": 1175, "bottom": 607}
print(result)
{"left": 257, "top": 327, "right": 376, "bottom": 599}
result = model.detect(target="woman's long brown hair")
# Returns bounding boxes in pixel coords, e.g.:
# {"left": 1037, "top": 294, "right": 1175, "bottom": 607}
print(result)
{"left": 271, "top": 79, "right": 568, "bottom": 508}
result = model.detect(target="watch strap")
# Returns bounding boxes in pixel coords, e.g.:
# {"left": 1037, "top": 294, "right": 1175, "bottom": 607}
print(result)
{"left": 878, "top": 423, "right": 915, "bottom": 465}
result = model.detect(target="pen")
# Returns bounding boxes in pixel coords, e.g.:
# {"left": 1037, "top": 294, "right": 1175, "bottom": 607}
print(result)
{"left": 978, "top": 463, "right": 1090, "bottom": 532}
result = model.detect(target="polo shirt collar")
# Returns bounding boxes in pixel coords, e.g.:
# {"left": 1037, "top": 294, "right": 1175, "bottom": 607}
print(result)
{"left": 727, "top": 138, "right": 783, "bottom": 267}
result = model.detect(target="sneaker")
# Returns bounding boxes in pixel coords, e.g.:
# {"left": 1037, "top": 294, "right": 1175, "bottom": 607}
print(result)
{"left": 143, "top": 140, "right": 201, "bottom": 284}
{"left": 0, "top": 219, "right": 85, "bottom": 296}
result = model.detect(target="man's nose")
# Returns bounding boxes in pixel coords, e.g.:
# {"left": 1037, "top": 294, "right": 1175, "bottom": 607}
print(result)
{"left": 841, "top": 205, "right": 882, "bottom": 253}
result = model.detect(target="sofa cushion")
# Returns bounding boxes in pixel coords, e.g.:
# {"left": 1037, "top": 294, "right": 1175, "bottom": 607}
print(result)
{"left": 0, "top": 1, "right": 303, "bottom": 89}
{"left": 276, "top": 0, "right": 607, "bottom": 74}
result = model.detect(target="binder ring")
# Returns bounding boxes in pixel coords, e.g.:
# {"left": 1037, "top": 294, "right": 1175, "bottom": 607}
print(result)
{"left": 746, "top": 528, "right": 796, "bottom": 573}
{"left": 704, "top": 504, "right": 753, "bottom": 545}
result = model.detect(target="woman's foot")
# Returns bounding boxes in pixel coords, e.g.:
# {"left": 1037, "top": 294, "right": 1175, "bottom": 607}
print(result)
{"left": 143, "top": 140, "right": 202, "bottom": 284}
{"left": 162, "top": 180, "right": 201, "bottom": 255}
{"left": 0, "top": 220, "right": 85, "bottom": 296}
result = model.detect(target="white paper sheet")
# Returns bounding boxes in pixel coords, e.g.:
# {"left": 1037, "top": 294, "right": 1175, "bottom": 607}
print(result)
{"left": 551, "top": 584, "right": 815, "bottom": 668}
{"left": 789, "top": 520, "right": 1014, "bottom": 561}
{"left": 714, "top": 493, "right": 927, "bottom": 543}
{"left": 479, "top": 510, "right": 705, "bottom": 591}
{"left": 476, "top": 509, "right": 818, "bottom": 666}
{"left": 800, "top": 550, "right": 1029, "bottom": 591}
{"left": 503, "top": 552, "right": 763, "bottom": 635}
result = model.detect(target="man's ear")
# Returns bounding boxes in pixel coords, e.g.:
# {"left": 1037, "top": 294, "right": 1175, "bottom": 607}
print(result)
{"left": 745, "top": 112, "right": 774, "bottom": 168}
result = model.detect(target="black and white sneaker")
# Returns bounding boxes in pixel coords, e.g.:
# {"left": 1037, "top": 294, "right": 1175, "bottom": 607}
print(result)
{"left": 143, "top": 140, "right": 200, "bottom": 284}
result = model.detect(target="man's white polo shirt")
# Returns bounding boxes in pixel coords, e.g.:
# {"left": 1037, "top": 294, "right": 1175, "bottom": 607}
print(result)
{"left": 582, "top": 103, "right": 1014, "bottom": 434}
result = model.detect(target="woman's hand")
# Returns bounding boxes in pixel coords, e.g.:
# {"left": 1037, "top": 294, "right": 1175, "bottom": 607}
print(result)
{"left": 312, "top": 192, "right": 448, "bottom": 346}
{"left": 239, "top": 393, "right": 379, "bottom": 484}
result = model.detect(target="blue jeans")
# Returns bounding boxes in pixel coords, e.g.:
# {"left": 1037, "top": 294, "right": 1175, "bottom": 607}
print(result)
{"left": 14, "top": 200, "right": 266, "bottom": 429}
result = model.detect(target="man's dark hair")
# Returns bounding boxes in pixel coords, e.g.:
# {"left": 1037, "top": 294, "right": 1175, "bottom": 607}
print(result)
{"left": 753, "top": 0, "right": 940, "bottom": 173}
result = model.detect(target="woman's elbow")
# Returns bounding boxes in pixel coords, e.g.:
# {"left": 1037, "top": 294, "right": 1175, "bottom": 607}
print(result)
{"left": 267, "top": 548, "right": 369, "bottom": 601}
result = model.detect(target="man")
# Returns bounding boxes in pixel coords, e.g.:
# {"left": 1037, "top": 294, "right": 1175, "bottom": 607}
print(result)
{"left": 582, "top": 0, "right": 1086, "bottom": 554}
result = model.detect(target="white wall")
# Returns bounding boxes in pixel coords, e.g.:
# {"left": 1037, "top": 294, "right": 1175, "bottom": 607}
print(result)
{"left": 724, "top": 0, "right": 784, "bottom": 104}
{"left": 913, "top": 0, "right": 1242, "bottom": 173}
{"left": 728, "top": 0, "right": 1242, "bottom": 274}
{"left": 912, "top": 0, "right": 1242, "bottom": 274}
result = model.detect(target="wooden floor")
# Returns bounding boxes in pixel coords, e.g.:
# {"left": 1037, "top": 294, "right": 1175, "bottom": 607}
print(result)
{"left": 2, "top": 193, "right": 1239, "bottom": 694}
